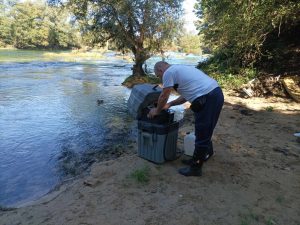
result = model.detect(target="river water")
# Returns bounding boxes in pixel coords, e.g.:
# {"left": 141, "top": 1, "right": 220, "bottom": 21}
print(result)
{"left": 0, "top": 50, "right": 204, "bottom": 206}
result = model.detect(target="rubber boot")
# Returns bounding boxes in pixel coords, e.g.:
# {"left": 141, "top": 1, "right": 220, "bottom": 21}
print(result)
{"left": 181, "top": 143, "right": 214, "bottom": 165}
{"left": 178, "top": 160, "right": 203, "bottom": 176}
{"left": 178, "top": 148, "right": 205, "bottom": 177}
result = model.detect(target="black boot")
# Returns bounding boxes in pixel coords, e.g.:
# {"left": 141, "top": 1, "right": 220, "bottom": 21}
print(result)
{"left": 181, "top": 143, "right": 214, "bottom": 165}
{"left": 181, "top": 157, "right": 193, "bottom": 165}
{"left": 205, "top": 142, "right": 214, "bottom": 161}
{"left": 181, "top": 152, "right": 213, "bottom": 165}
{"left": 179, "top": 148, "right": 205, "bottom": 176}
{"left": 178, "top": 162, "right": 203, "bottom": 176}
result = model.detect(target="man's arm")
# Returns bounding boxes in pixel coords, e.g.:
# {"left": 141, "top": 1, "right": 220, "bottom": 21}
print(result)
{"left": 156, "top": 87, "right": 172, "bottom": 112}
{"left": 164, "top": 96, "right": 187, "bottom": 109}
{"left": 148, "top": 87, "right": 172, "bottom": 118}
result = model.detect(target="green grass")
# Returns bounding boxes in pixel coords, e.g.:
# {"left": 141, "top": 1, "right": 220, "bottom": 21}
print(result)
{"left": 239, "top": 210, "right": 259, "bottom": 225}
{"left": 266, "top": 218, "right": 277, "bottom": 225}
{"left": 239, "top": 210, "right": 279, "bottom": 225}
{"left": 265, "top": 106, "right": 274, "bottom": 112}
{"left": 130, "top": 166, "right": 151, "bottom": 184}
{"left": 240, "top": 220, "right": 250, "bottom": 225}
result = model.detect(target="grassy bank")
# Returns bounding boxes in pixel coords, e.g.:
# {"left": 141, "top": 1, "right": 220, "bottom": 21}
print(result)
{"left": 197, "top": 59, "right": 258, "bottom": 90}
{"left": 0, "top": 49, "right": 107, "bottom": 63}
{"left": 43, "top": 49, "right": 106, "bottom": 61}
{"left": 122, "top": 74, "right": 160, "bottom": 88}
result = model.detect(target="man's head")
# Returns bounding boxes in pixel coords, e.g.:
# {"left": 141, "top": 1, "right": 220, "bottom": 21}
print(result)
{"left": 154, "top": 61, "right": 170, "bottom": 78}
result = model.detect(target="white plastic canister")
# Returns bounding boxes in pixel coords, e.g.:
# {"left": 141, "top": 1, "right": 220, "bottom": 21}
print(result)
{"left": 183, "top": 132, "right": 195, "bottom": 156}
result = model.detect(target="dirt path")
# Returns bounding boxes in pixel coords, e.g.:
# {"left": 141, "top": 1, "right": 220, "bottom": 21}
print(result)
{"left": 1, "top": 92, "right": 299, "bottom": 225}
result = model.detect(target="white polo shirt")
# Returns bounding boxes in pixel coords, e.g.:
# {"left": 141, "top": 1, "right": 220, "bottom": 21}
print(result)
{"left": 163, "top": 65, "right": 219, "bottom": 102}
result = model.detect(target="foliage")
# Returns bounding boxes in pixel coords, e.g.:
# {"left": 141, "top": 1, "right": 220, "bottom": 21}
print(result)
{"left": 195, "top": 0, "right": 300, "bottom": 75}
{"left": 198, "top": 58, "right": 257, "bottom": 89}
{"left": 0, "top": 1, "right": 16, "bottom": 46}
{"left": 0, "top": 0, "right": 80, "bottom": 49}
{"left": 177, "top": 33, "right": 201, "bottom": 54}
{"left": 45, "top": 5, "right": 81, "bottom": 49}
{"left": 63, "top": 0, "right": 184, "bottom": 76}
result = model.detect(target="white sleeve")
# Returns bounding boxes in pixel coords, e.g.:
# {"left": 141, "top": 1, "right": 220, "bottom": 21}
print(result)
{"left": 163, "top": 71, "right": 174, "bottom": 88}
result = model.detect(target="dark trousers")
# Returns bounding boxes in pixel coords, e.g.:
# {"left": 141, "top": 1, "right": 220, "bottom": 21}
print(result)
{"left": 193, "top": 87, "right": 224, "bottom": 160}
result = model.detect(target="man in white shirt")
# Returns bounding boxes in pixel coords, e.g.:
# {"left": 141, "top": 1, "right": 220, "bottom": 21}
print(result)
{"left": 148, "top": 61, "right": 224, "bottom": 176}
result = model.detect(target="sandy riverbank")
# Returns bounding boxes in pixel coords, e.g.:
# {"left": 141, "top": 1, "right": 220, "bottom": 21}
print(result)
{"left": 1, "top": 92, "right": 300, "bottom": 225}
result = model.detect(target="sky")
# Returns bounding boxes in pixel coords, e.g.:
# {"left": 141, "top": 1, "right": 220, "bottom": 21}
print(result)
{"left": 183, "top": 0, "right": 198, "bottom": 34}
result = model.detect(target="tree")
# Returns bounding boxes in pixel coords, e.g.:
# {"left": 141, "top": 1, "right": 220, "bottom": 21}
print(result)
{"left": 5, "top": 1, "right": 80, "bottom": 49}
{"left": 0, "top": 0, "right": 18, "bottom": 46}
{"left": 46, "top": 6, "right": 81, "bottom": 49}
{"left": 195, "top": 0, "right": 300, "bottom": 73}
{"left": 178, "top": 32, "right": 201, "bottom": 54}
{"left": 10, "top": 1, "right": 49, "bottom": 48}
{"left": 0, "top": 14, "right": 12, "bottom": 46}
{"left": 64, "top": 0, "right": 184, "bottom": 76}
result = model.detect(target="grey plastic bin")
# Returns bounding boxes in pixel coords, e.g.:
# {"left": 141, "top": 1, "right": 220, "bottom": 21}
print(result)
{"left": 127, "top": 84, "right": 162, "bottom": 119}
{"left": 127, "top": 83, "right": 180, "bottom": 163}
{"left": 138, "top": 120, "right": 179, "bottom": 163}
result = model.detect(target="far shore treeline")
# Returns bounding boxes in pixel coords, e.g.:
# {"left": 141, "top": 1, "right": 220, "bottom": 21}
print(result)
{"left": 0, "top": 0, "right": 299, "bottom": 80}
{"left": 0, "top": 1, "right": 200, "bottom": 54}
{"left": 0, "top": 1, "right": 80, "bottom": 49}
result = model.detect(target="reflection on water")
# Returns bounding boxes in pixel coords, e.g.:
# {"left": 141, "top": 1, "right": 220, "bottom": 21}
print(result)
{"left": 0, "top": 50, "right": 204, "bottom": 206}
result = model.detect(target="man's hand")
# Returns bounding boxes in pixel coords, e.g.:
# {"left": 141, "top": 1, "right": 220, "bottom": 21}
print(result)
{"left": 147, "top": 108, "right": 160, "bottom": 119}
{"left": 163, "top": 102, "right": 172, "bottom": 110}
{"left": 147, "top": 87, "right": 172, "bottom": 119}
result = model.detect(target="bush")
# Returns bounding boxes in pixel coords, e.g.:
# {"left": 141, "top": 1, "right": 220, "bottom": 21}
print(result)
{"left": 198, "top": 58, "right": 257, "bottom": 89}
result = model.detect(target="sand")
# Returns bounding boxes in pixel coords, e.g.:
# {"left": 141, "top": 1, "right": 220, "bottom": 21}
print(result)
{"left": 1, "top": 91, "right": 300, "bottom": 225}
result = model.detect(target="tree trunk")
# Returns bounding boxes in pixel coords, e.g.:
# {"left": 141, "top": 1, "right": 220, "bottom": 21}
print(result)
{"left": 132, "top": 60, "right": 145, "bottom": 76}
{"left": 131, "top": 45, "right": 148, "bottom": 76}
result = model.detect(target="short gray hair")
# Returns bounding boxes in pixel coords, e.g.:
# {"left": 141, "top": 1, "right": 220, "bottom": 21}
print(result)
{"left": 154, "top": 61, "right": 169, "bottom": 72}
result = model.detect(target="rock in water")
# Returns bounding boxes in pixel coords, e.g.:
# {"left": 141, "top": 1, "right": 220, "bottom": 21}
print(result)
{"left": 97, "top": 99, "right": 104, "bottom": 105}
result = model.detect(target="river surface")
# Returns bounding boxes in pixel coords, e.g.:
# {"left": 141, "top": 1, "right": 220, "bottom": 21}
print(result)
{"left": 0, "top": 49, "right": 204, "bottom": 206}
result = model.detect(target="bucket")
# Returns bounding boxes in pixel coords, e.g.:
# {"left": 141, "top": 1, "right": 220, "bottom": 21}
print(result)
{"left": 183, "top": 132, "right": 195, "bottom": 156}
